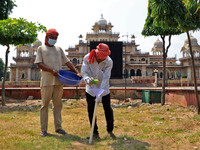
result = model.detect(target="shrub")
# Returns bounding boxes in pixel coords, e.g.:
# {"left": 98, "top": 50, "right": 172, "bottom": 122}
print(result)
{"left": 182, "top": 75, "right": 187, "bottom": 78}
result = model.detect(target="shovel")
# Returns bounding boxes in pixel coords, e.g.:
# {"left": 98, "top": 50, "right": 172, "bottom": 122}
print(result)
{"left": 89, "top": 88, "right": 105, "bottom": 144}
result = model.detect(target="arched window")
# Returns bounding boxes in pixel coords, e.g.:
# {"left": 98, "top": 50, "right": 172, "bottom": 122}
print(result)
{"left": 72, "top": 58, "right": 78, "bottom": 66}
{"left": 130, "top": 69, "right": 135, "bottom": 76}
{"left": 21, "top": 73, "right": 25, "bottom": 79}
{"left": 124, "top": 69, "right": 128, "bottom": 78}
{"left": 160, "top": 72, "right": 163, "bottom": 78}
{"left": 136, "top": 69, "right": 142, "bottom": 76}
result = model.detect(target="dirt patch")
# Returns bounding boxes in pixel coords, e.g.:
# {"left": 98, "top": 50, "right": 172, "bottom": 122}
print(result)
{"left": 0, "top": 97, "right": 141, "bottom": 110}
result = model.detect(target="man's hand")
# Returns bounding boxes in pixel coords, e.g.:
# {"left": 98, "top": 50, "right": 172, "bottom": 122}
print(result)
{"left": 76, "top": 72, "right": 82, "bottom": 78}
{"left": 85, "top": 78, "right": 93, "bottom": 85}
{"left": 95, "top": 96, "right": 102, "bottom": 103}
{"left": 52, "top": 69, "right": 59, "bottom": 76}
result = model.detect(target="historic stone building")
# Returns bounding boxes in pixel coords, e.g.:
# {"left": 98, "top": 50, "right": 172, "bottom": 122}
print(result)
{"left": 66, "top": 15, "right": 199, "bottom": 80}
{"left": 9, "top": 40, "right": 42, "bottom": 81}
{"left": 179, "top": 35, "right": 200, "bottom": 80}
{"left": 9, "top": 15, "right": 200, "bottom": 82}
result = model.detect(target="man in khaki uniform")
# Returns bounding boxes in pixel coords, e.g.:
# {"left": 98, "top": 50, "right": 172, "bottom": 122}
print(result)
{"left": 35, "top": 28, "right": 81, "bottom": 137}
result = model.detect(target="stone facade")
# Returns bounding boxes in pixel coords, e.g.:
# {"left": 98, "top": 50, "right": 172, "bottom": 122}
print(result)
{"left": 9, "top": 15, "right": 200, "bottom": 82}
{"left": 66, "top": 15, "right": 200, "bottom": 80}
{"left": 9, "top": 40, "right": 42, "bottom": 81}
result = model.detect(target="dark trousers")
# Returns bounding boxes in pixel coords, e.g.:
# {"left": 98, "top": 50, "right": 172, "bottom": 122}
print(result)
{"left": 86, "top": 92, "right": 114, "bottom": 135}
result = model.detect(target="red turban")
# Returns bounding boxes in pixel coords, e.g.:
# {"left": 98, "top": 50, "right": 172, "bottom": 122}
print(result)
{"left": 45, "top": 28, "right": 59, "bottom": 45}
{"left": 88, "top": 43, "right": 111, "bottom": 64}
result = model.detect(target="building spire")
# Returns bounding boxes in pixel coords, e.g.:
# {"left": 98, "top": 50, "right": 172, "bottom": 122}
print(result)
{"left": 101, "top": 14, "right": 103, "bottom": 19}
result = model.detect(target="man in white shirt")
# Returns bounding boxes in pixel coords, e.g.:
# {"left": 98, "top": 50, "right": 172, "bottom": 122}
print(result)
{"left": 35, "top": 28, "right": 81, "bottom": 137}
{"left": 81, "top": 43, "right": 116, "bottom": 139}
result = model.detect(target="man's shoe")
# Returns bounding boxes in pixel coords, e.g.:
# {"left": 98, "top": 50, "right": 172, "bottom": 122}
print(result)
{"left": 86, "top": 133, "right": 100, "bottom": 139}
{"left": 108, "top": 132, "right": 116, "bottom": 139}
{"left": 55, "top": 129, "right": 66, "bottom": 135}
{"left": 40, "top": 131, "right": 47, "bottom": 137}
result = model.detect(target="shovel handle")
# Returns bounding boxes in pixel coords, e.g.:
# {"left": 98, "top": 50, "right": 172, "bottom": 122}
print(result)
{"left": 89, "top": 100, "right": 98, "bottom": 144}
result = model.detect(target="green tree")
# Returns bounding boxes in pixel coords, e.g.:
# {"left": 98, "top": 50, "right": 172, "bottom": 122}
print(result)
{"left": 0, "top": 18, "right": 46, "bottom": 106}
{"left": 0, "top": 0, "right": 16, "bottom": 20}
{"left": 180, "top": 0, "right": 200, "bottom": 113}
{"left": 142, "top": 0, "right": 186, "bottom": 105}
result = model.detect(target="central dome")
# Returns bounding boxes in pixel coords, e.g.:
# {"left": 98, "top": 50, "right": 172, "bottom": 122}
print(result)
{"left": 98, "top": 14, "right": 107, "bottom": 25}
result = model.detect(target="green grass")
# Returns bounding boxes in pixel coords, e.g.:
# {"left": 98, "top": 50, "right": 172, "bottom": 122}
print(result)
{"left": 1, "top": 100, "right": 200, "bottom": 150}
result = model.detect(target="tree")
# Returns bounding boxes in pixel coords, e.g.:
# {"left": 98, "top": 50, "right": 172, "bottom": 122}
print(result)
{"left": 0, "top": 18, "right": 46, "bottom": 106}
{"left": 180, "top": 0, "right": 200, "bottom": 113}
{"left": 142, "top": 0, "right": 186, "bottom": 105}
{"left": 0, "top": 0, "right": 16, "bottom": 20}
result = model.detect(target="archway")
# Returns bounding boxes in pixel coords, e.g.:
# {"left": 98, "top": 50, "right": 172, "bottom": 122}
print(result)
{"left": 136, "top": 69, "right": 142, "bottom": 76}
{"left": 124, "top": 69, "right": 128, "bottom": 78}
{"left": 72, "top": 58, "right": 78, "bottom": 66}
{"left": 160, "top": 72, "right": 163, "bottom": 78}
{"left": 130, "top": 69, "right": 135, "bottom": 77}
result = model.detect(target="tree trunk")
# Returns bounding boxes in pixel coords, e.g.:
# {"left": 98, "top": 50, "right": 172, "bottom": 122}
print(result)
{"left": 186, "top": 31, "right": 200, "bottom": 114}
{"left": 160, "top": 35, "right": 172, "bottom": 105}
{"left": 1, "top": 45, "right": 10, "bottom": 106}
{"left": 161, "top": 35, "right": 166, "bottom": 105}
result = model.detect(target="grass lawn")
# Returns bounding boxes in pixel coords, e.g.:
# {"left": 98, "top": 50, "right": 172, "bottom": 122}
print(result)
{"left": 0, "top": 99, "right": 200, "bottom": 150}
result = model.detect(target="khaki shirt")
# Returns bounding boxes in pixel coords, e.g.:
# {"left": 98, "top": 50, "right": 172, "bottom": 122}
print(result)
{"left": 35, "top": 45, "right": 70, "bottom": 87}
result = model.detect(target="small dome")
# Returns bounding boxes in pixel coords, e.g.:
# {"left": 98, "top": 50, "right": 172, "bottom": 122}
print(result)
{"left": 33, "top": 40, "right": 42, "bottom": 47}
{"left": 184, "top": 35, "right": 199, "bottom": 46}
{"left": 98, "top": 14, "right": 107, "bottom": 25}
{"left": 153, "top": 39, "right": 163, "bottom": 49}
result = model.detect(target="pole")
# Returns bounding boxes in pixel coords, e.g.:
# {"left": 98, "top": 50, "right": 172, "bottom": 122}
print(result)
{"left": 125, "top": 43, "right": 127, "bottom": 101}
{"left": 122, "top": 34, "right": 129, "bottom": 101}
{"left": 89, "top": 100, "right": 98, "bottom": 144}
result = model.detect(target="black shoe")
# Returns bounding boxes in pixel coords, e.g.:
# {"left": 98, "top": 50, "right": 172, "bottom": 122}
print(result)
{"left": 55, "top": 129, "right": 66, "bottom": 135}
{"left": 108, "top": 132, "right": 116, "bottom": 139}
{"left": 86, "top": 133, "right": 100, "bottom": 139}
{"left": 40, "top": 131, "right": 47, "bottom": 137}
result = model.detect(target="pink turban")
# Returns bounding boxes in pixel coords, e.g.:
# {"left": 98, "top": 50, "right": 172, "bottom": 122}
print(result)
{"left": 88, "top": 43, "right": 111, "bottom": 64}
{"left": 45, "top": 28, "right": 59, "bottom": 45}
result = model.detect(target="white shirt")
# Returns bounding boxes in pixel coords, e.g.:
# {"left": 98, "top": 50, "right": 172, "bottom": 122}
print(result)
{"left": 81, "top": 53, "right": 113, "bottom": 97}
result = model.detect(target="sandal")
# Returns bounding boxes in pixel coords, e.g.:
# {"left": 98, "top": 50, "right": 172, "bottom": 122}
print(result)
{"left": 55, "top": 129, "right": 66, "bottom": 135}
{"left": 40, "top": 131, "right": 47, "bottom": 137}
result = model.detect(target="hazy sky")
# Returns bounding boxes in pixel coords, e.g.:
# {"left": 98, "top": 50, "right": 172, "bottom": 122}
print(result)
{"left": 1, "top": 0, "right": 200, "bottom": 65}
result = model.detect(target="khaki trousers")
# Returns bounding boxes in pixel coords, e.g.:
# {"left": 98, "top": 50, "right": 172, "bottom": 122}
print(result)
{"left": 40, "top": 85, "right": 63, "bottom": 132}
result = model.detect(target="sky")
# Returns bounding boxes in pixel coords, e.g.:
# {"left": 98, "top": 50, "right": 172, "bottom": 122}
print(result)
{"left": 0, "top": 0, "right": 200, "bottom": 65}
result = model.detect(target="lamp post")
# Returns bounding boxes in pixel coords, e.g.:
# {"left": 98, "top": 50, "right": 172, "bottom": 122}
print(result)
{"left": 122, "top": 34, "right": 129, "bottom": 101}
{"left": 154, "top": 69, "right": 158, "bottom": 87}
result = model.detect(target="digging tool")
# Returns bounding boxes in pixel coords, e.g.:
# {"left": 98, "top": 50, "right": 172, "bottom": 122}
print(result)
{"left": 89, "top": 88, "right": 104, "bottom": 144}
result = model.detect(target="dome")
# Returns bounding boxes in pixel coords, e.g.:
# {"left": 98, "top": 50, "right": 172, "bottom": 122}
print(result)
{"left": 184, "top": 35, "right": 199, "bottom": 47}
{"left": 153, "top": 39, "right": 163, "bottom": 49}
{"left": 95, "top": 22, "right": 98, "bottom": 25}
{"left": 98, "top": 14, "right": 107, "bottom": 25}
{"left": 33, "top": 40, "right": 42, "bottom": 47}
